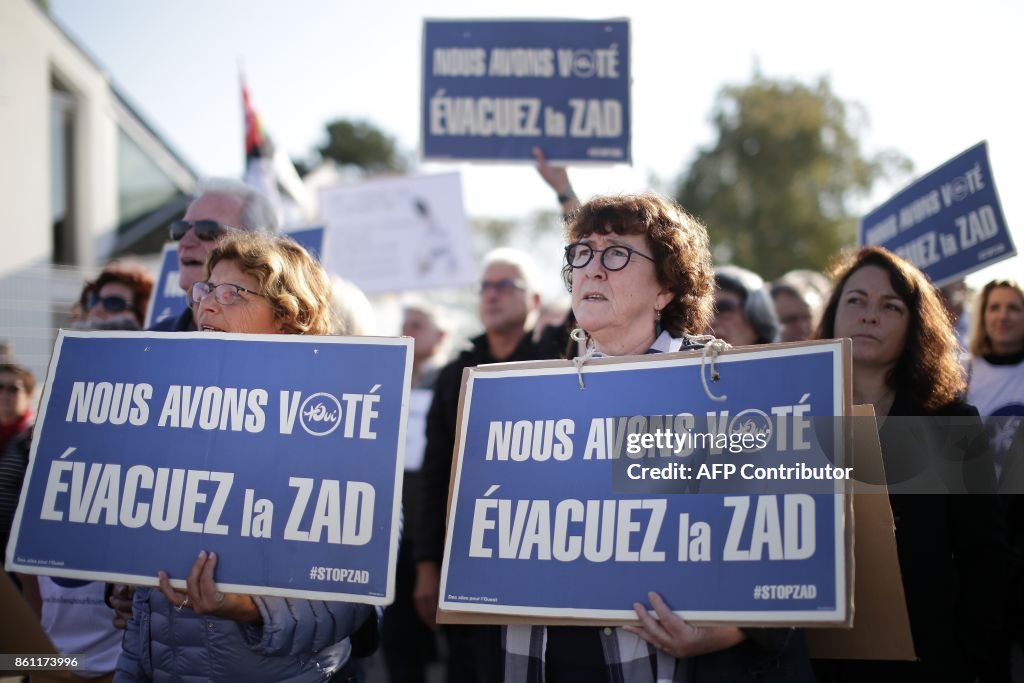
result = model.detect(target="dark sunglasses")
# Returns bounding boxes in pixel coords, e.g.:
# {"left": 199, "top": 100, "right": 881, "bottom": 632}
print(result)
{"left": 0, "top": 383, "right": 25, "bottom": 394}
{"left": 169, "top": 219, "right": 230, "bottom": 242}
{"left": 86, "top": 294, "right": 131, "bottom": 313}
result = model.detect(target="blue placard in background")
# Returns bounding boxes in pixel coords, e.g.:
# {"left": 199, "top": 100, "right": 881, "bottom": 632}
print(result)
{"left": 285, "top": 225, "right": 326, "bottom": 262}
{"left": 422, "top": 19, "right": 631, "bottom": 163}
{"left": 440, "top": 342, "right": 849, "bottom": 623}
{"left": 145, "top": 243, "right": 186, "bottom": 329}
{"left": 6, "top": 331, "right": 412, "bottom": 604}
{"left": 859, "top": 141, "right": 1015, "bottom": 285}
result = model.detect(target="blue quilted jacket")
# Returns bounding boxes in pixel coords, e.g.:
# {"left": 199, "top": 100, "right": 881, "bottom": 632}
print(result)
{"left": 114, "top": 588, "right": 373, "bottom": 682}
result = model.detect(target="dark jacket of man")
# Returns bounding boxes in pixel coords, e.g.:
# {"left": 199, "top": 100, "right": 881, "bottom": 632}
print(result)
{"left": 148, "top": 307, "right": 195, "bottom": 332}
{"left": 413, "top": 330, "right": 555, "bottom": 565}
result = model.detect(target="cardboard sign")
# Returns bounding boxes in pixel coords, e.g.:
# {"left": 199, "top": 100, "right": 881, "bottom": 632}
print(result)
{"left": 438, "top": 340, "right": 854, "bottom": 625}
{"left": 319, "top": 173, "right": 475, "bottom": 294}
{"left": 806, "top": 404, "right": 915, "bottom": 660}
{"left": 5, "top": 331, "right": 412, "bottom": 605}
{"left": 859, "top": 141, "right": 1015, "bottom": 286}
{"left": 421, "top": 19, "right": 631, "bottom": 164}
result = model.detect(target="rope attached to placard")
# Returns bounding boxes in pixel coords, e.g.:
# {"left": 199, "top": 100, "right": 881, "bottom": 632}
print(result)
{"left": 690, "top": 334, "right": 731, "bottom": 402}
{"left": 569, "top": 329, "right": 731, "bottom": 398}
{"left": 570, "top": 328, "right": 593, "bottom": 390}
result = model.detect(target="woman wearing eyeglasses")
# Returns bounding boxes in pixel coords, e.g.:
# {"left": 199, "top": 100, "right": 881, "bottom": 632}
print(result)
{"left": 116, "top": 232, "right": 374, "bottom": 683}
{"left": 500, "top": 194, "right": 812, "bottom": 683}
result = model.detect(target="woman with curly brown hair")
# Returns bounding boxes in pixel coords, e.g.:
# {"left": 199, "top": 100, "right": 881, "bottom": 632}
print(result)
{"left": 501, "top": 193, "right": 813, "bottom": 683}
{"left": 559, "top": 192, "right": 715, "bottom": 355}
{"left": 116, "top": 232, "right": 371, "bottom": 683}
{"left": 815, "top": 246, "right": 1008, "bottom": 683}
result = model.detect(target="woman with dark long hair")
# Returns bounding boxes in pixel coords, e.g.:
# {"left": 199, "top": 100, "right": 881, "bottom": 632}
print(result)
{"left": 815, "top": 246, "right": 1008, "bottom": 682}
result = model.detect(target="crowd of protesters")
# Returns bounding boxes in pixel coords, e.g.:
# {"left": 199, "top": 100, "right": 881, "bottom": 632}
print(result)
{"left": 0, "top": 157, "right": 1022, "bottom": 683}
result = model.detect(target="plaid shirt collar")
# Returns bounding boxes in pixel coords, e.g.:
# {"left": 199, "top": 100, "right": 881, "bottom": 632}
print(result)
{"left": 502, "top": 625, "right": 683, "bottom": 683}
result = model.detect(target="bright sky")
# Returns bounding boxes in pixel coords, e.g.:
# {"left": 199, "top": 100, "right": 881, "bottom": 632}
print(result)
{"left": 50, "top": 0, "right": 1023, "bottom": 289}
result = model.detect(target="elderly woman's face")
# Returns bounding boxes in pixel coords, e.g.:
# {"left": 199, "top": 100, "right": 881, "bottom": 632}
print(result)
{"left": 833, "top": 265, "right": 909, "bottom": 370}
{"left": 571, "top": 231, "right": 671, "bottom": 345}
{"left": 195, "top": 259, "right": 283, "bottom": 335}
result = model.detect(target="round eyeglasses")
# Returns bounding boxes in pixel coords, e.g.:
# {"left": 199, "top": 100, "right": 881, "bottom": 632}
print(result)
{"left": 188, "top": 281, "right": 264, "bottom": 307}
{"left": 564, "top": 242, "right": 656, "bottom": 271}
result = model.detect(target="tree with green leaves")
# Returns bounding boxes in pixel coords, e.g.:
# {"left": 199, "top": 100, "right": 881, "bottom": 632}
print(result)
{"left": 676, "top": 74, "right": 911, "bottom": 278}
{"left": 316, "top": 119, "right": 408, "bottom": 174}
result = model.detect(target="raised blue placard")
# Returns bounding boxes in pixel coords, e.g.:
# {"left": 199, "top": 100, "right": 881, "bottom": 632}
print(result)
{"left": 422, "top": 19, "right": 631, "bottom": 164}
{"left": 859, "top": 141, "right": 1015, "bottom": 285}
{"left": 6, "top": 331, "right": 412, "bottom": 605}
{"left": 440, "top": 341, "right": 851, "bottom": 623}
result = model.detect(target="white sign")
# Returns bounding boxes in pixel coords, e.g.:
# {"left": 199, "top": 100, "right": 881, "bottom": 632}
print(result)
{"left": 319, "top": 173, "right": 475, "bottom": 293}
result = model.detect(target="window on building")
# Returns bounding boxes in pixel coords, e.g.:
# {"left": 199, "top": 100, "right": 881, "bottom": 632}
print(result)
{"left": 117, "top": 126, "right": 181, "bottom": 228}
{"left": 50, "top": 74, "right": 76, "bottom": 265}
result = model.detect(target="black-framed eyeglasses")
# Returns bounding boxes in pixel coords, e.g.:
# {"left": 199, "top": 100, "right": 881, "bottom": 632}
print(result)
{"left": 85, "top": 293, "right": 131, "bottom": 313}
{"left": 0, "top": 383, "right": 25, "bottom": 394}
{"left": 565, "top": 242, "right": 656, "bottom": 271}
{"left": 169, "top": 219, "right": 232, "bottom": 242}
{"left": 479, "top": 278, "right": 525, "bottom": 295}
{"left": 188, "top": 281, "right": 263, "bottom": 307}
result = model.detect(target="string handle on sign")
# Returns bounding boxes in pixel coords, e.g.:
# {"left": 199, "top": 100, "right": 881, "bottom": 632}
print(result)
{"left": 570, "top": 328, "right": 594, "bottom": 390}
{"left": 689, "top": 335, "right": 731, "bottom": 402}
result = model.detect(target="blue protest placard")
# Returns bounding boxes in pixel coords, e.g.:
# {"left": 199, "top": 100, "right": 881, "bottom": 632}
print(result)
{"left": 6, "top": 331, "right": 412, "bottom": 605}
{"left": 144, "top": 243, "right": 186, "bottom": 329}
{"left": 422, "top": 19, "right": 631, "bottom": 164}
{"left": 859, "top": 142, "right": 1015, "bottom": 286}
{"left": 439, "top": 341, "right": 852, "bottom": 624}
{"left": 285, "top": 226, "right": 326, "bottom": 262}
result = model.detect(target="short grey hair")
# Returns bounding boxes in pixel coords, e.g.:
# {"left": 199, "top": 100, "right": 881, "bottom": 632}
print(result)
{"left": 330, "top": 276, "right": 376, "bottom": 336}
{"left": 482, "top": 247, "right": 541, "bottom": 295}
{"left": 194, "top": 177, "right": 279, "bottom": 233}
{"left": 771, "top": 269, "right": 831, "bottom": 319}
{"left": 402, "top": 295, "right": 448, "bottom": 332}
{"left": 715, "top": 265, "right": 779, "bottom": 344}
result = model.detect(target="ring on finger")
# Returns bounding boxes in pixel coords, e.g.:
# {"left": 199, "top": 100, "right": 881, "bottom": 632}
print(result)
{"left": 175, "top": 595, "right": 190, "bottom": 612}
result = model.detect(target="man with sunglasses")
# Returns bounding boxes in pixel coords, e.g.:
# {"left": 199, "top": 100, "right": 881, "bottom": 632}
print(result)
{"left": 150, "top": 178, "right": 278, "bottom": 332}
{"left": 413, "top": 248, "right": 548, "bottom": 680}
